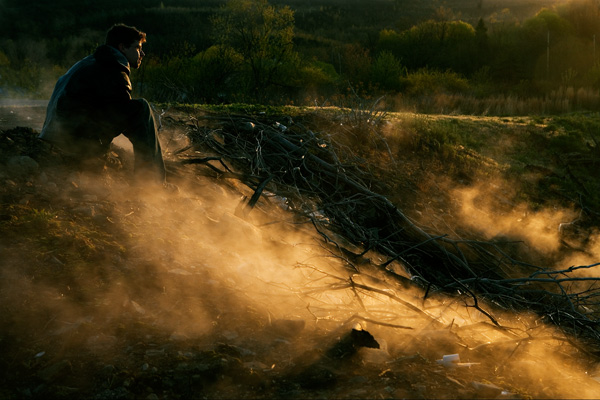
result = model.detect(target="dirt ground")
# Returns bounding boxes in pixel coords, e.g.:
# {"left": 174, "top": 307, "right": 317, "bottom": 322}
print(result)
{"left": 2, "top": 102, "right": 600, "bottom": 399}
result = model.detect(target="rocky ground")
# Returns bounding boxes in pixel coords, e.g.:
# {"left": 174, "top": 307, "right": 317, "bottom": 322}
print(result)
{"left": 2, "top": 103, "right": 600, "bottom": 399}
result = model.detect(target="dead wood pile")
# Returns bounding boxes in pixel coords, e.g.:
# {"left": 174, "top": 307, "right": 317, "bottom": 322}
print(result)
{"left": 176, "top": 110, "right": 600, "bottom": 347}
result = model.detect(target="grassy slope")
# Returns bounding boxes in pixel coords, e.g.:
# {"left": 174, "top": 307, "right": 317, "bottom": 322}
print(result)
{"left": 194, "top": 104, "right": 600, "bottom": 224}
{"left": 141, "top": 103, "right": 600, "bottom": 316}
{"left": 378, "top": 111, "right": 600, "bottom": 269}
{"left": 1, "top": 106, "right": 600, "bottom": 398}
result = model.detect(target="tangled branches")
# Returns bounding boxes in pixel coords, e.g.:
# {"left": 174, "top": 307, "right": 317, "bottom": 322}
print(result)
{"left": 178, "top": 109, "right": 600, "bottom": 345}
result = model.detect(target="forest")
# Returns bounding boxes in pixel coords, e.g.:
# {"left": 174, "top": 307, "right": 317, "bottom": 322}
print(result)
{"left": 0, "top": 0, "right": 599, "bottom": 113}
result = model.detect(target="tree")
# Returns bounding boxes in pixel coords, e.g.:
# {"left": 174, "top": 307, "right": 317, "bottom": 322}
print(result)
{"left": 520, "top": 9, "right": 574, "bottom": 82}
{"left": 211, "top": 0, "right": 297, "bottom": 101}
{"left": 475, "top": 18, "right": 488, "bottom": 47}
{"left": 376, "top": 29, "right": 403, "bottom": 55}
{"left": 560, "top": 0, "right": 600, "bottom": 38}
{"left": 371, "top": 51, "right": 406, "bottom": 91}
{"left": 523, "top": 8, "right": 573, "bottom": 39}
{"left": 386, "top": 20, "right": 476, "bottom": 74}
{"left": 473, "top": 18, "right": 491, "bottom": 74}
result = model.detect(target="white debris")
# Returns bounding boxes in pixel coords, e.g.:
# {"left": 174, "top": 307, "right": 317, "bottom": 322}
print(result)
{"left": 436, "top": 353, "right": 480, "bottom": 368}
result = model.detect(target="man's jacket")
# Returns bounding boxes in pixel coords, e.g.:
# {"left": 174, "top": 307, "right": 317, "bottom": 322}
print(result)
{"left": 40, "top": 45, "right": 133, "bottom": 145}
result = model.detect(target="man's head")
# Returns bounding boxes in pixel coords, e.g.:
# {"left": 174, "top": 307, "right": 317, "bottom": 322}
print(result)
{"left": 106, "top": 24, "right": 146, "bottom": 69}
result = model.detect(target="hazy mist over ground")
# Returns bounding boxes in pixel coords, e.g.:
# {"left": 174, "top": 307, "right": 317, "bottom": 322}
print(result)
{"left": 2, "top": 0, "right": 600, "bottom": 397}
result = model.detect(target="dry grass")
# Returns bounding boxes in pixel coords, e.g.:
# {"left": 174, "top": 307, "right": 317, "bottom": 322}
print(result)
{"left": 391, "top": 86, "right": 600, "bottom": 116}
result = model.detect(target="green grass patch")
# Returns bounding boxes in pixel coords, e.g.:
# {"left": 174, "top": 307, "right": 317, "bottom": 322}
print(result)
{"left": 163, "top": 102, "right": 307, "bottom": 118}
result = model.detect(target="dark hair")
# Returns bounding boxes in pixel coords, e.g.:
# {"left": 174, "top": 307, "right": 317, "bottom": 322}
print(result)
{"left": 105, "top": 24, "right": 146, "bottom": 48}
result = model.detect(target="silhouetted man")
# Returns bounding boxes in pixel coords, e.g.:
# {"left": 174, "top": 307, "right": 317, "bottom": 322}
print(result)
{"left": 40, "top": 24, "right": 167, "bottom": 184}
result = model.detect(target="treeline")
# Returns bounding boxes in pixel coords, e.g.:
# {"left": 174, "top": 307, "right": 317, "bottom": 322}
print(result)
{"left": 1, "top": 0, "right": 600, "bottom": 114}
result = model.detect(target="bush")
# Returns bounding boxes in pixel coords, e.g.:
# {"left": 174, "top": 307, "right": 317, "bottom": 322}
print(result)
{"left": 298, "top": 60, "right": 340, "bottom": 92}
{"left": 370, "top": 51, "right": 406, "bottom": 92}
{"left": 404, "top": 68, "right": 469, "bottom": 96}
{"left": 140, "top": 45, "right": 244, "bottom": 103}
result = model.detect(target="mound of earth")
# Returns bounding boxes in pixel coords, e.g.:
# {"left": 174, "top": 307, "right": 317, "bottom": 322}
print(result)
{"left": 1, "top": 106, "right": 600, "bottom": 399}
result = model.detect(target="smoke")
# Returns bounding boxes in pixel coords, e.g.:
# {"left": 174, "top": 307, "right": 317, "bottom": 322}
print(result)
{"left": 452, "top": 179, "right": 574, "bottom": 253}
{"left": 2, "top": 120, "right": 600, "bottom": 398}
{"left": 450, "top": 176, "right": 600, "bottom": 273}
{"left": 47, "top": 165, "right": 600, "bottom": 396}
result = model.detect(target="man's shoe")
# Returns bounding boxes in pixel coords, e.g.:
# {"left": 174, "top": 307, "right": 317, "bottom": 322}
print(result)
{"left": 105, "top": 151, "right": 122, "bottom": 169}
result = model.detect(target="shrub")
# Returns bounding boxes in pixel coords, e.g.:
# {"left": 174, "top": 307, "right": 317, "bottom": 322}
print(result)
{"left": 299, "top": 60, "right": 340, "bottom": 90}
{"left": 370, "top": 51, "right": 406, "bottom": 92}
{"left": 140, "top": 45, "right": 244, "bottom": 103}
{"left": 404, "top": 68, "right": 469, "bottom": 97}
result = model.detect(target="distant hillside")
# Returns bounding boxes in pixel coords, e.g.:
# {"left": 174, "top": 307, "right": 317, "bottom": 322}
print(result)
{"left": 2, "top": 0, "right": 587, "bottom": 109}
{"left": 0, "top": 0, "right": 564, "bottom": 51}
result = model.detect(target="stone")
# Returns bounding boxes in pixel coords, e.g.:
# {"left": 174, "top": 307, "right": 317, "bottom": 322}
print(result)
{"left": 37, "top": 360, "right": 72, "bottom": 382}
{"left": 7, "top": 155, "right": 38, "bottom": 178}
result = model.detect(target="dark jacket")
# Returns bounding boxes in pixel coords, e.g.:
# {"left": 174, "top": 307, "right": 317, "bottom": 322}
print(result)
{"left": 40, "top": 45, "right": 133, "bottom": 145}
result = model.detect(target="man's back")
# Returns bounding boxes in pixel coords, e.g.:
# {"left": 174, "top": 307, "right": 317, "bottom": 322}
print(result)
{"left": 41, "top": 45, "right": 132, "bottom": 147}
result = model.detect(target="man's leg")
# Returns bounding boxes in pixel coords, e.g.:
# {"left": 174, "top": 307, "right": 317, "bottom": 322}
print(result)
{"left": 54, "top": 118, "right": 114, "bottom": 170}
{"left": 120, "top": 99, "right": 166, "bottom": 183}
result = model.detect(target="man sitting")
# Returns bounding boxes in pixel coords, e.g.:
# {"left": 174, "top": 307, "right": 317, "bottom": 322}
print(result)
{"left": 40, "top": 23, "right": 169, "bottom": 185}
